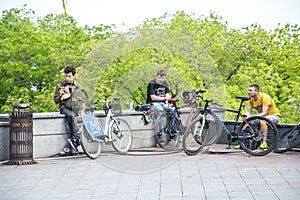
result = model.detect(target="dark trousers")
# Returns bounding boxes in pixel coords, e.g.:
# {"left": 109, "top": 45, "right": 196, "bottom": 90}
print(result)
{"left": 60, "top": 106, "right": 79, "bottom": 138}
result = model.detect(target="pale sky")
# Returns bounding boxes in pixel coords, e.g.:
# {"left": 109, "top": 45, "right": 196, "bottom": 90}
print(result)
{"left": 1, "top": 0, "right": 300, "bottom": 31}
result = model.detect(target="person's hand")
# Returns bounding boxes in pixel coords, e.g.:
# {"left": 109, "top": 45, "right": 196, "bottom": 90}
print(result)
{"left": 60, "top": 86, "right": 71, "bottom": 100}
{"left": 165, "top": 96, "right": 172, "bottom": 103}
{"left": 59, "top": 86, "right": 65, "bottom": 96}
{"left": 163, "top": 103, "right": 169, "bottom": 110}
{"left": 242, "top": 114, "right": 248, "bottom": 121}
{"left": 163, "top": 96, "right": 170, "bottom": 109}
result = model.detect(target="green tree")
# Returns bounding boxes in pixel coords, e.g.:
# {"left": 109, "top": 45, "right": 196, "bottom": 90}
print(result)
{"left": 0, "top": 6, "right": 115, "bottom": 112}
{"left": 0, "top": 7, "right": 299, "bottom": 124}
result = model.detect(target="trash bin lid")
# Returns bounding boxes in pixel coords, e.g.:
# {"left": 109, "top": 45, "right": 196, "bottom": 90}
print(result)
{"left": 13, "top": 103, "right": 30, "bottom": 109}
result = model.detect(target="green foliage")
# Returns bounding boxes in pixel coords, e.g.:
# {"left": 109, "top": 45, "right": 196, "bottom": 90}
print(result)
{"left": 0, "top": 7, "right": 299, "bottom": 124}
{"left": 0, "top": 6, "right": 115, "bottom": 112}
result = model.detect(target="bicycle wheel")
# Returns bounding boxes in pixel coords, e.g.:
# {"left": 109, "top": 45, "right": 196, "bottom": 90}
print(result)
{"left": 153, "top": 113, "right": 180, "bottom": 151}
{"left": 182, "top": 117, "right": 208, "bottom": 156}
{"left": 275, "top": 126, "right": 300, "bottom": 153}
{"left": 80, "top": 127, "right": 102, "bottom": 159}
{"left": 237, "top": 116, "right": 278, "bottom": 156}
{"left": 190, "top": 110, "right": 202, "bottom": 123}
{"left": 110, "top": 118, "right": 132, "bottom": 154}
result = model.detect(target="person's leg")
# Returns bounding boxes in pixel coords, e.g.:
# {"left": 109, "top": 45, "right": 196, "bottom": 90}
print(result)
{"left": 260, "top": 115, "right": 279, "bottom": 148}
{"left": 151, "top": 102, "right": 164, "bottom": 136}
{"left": 152, "top": 102, "right": 164, "bottom": 113}
{"left": 60, "top": 106, "right": 80, "bottom": 151}
{"left": 60, "top": 106, "right": 79, "bottom": 137}
{"left": 266, "top": 115, "right": 280, "bottom": 124}
{"left": 167, "top": 105, "right": 178, "bottom": 136}
{"left": 260, "top": 120, "right": 268, "bottom": 145}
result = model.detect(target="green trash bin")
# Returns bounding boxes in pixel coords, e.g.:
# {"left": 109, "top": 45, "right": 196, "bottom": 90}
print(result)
{"left": 6, "top": 103, "right": 36, "bottom": 165}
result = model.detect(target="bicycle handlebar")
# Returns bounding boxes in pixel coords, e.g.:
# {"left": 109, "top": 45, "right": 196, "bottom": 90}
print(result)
{"left": 190, "top": 89, "right": 222, "bottom": 107}
{"left": 96, "top": 98, "right": 120, "bottom": 109}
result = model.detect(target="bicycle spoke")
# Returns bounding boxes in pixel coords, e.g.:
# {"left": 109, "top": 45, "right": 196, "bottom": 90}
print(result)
{"left": 182, "top": 118, "right": 207, "bottom": 156}
{"left": 80, "top": 128, "right": 101, "bottom": 159}
{"left": 111, "top": 118, "right": 132, "bottom": 153}
{"left": 154, "top": 114, "right": 180, "bottom": 151}
{"left": 238, "top": 116, "right": 278, "bottom": 156}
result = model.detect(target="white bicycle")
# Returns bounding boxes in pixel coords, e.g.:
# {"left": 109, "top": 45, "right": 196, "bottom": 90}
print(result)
{"left": 76, "top": 98, "right": 132, "bottom": 159}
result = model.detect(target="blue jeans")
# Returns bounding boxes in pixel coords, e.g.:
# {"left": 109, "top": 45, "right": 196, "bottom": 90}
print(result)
{"left": 60, "top": 106, "right": 79, "bottom": 138}
{"left": 151, "top": 102, "right": 178, "bottom": 136}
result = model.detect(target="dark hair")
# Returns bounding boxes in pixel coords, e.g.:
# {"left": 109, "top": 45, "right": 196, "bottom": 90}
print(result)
{"left": 249, "top": 84, "right": 259, "bottom": 91}
{"left": 64, "top": 66, "right": 76, "bottom": 76}
{"left": 157, "top": 69, "right": 166, "bottom": 77}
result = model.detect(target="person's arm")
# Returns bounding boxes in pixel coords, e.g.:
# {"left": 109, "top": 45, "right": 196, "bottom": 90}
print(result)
{"left": 54, "top": 84, "right": 62, "bottom": 104}
{"left": 244, "top": 105, "right": 253, "bottom": 118}
{"left": 165, "top": 93, "right": 171, "bottom": 99}
{"left": 258, "top": 105, "right": 269, "bottom": 117}
{"left": 150, "top": 94, "right": 167, "bottom": 102}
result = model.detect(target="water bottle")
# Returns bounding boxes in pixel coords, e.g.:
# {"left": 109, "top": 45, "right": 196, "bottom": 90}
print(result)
{"left": 130, "top": 102, "right": 134, "bottom": 111}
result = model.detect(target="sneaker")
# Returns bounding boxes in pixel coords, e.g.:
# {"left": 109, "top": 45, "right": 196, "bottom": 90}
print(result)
{"left": 76, "top": 139, "right": 81, "bottom": 147}
{"left": 157, "top": 135, "right": 165, "bottom": 142}
{"left": 170, "top": 131, "right": 178, "bottom": 139}
{"left": 234, "top": 144, "right": 240, "bottom": 149}
{"left": 68, "top": 137, "right": 79, "bottom": 152}
{"left": 259, "top": 142, "right": 268, "bottom": 149}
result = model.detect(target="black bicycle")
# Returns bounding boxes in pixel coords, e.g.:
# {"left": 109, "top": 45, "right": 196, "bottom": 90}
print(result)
{"left": 275, "top": 123, "right": 300, "bottom": 153}
{"left": 182, "top": 92, "right": 279, "bottom": 156}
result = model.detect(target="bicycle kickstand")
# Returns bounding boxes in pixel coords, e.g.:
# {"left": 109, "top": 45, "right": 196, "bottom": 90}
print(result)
{"left": 226, "top": 143, "right": 232, "bottom": 149}
{"left": 226, "top": 134, "right": 234, "bottom": 149}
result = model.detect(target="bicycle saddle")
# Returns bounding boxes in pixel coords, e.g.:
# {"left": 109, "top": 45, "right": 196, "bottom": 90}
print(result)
{"left": 235, "top": 96, "right": 250, "bottom": 101}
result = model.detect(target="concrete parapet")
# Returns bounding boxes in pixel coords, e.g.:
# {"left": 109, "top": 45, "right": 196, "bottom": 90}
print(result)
{"left": 0, "top": 122, "right": 9, "bottom": 161}
{"left": 1, "top": 109, "right": 296, "bottom": 161}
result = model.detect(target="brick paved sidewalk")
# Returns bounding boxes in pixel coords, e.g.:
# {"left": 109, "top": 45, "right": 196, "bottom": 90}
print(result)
{"left": 1, "top": 144, "right": 300, "bottom": 200}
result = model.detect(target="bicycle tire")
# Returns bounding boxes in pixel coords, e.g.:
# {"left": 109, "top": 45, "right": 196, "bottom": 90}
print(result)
{"left": 153, "top": 113, "right": 180, "bottom": 151}
{"left": 111, "top": 118, "right": 132, "bottom": 154}
{"left": 190, "top": 110, "right": 201, "bottom": 123}
{"left": 188, "top": 110, "right": 218, "bottom": 146}
{"left": 275, "top": 126, "right": 300, "bottom": 153}
{"left": 237, "top": 116, "right": 278, "bottom": 156}
{"left": 182, "top": 117, "right": 208, "bottom": 156}
{"left": 80, "top": 127, "right": 102, "bottom": 159}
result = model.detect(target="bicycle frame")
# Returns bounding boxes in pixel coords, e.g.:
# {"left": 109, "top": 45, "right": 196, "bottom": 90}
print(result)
{"left": 103, "top": 109, "right": 121, "bottom": 142}
{"left": 184, "top": 92, "right": 278, "bottom": 156}
{"left": 167, "top": 91, "right": 207, "bottom": 132}
{"left": 77, "top": 99, "right": 124, "bottom": 141}
{"left": 77, "top": 98, "right": 132, "bottom": 157}
{"left": 200, "top": 95, "right": 250, "bottom": 147}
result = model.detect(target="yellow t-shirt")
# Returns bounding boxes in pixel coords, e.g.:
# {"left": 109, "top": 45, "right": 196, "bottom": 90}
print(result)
{"left": 249, "top": 92, "right": 280, "bottom": 116}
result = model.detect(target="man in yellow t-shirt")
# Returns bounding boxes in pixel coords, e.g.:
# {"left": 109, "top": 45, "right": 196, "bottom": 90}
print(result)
{"left": 244, "top": 84, "right": 280, "bottom": 148}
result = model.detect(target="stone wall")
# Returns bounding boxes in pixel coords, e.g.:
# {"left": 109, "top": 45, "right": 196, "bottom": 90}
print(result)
{"left": 2, "top": 109, "right": 212, "bottom": 161}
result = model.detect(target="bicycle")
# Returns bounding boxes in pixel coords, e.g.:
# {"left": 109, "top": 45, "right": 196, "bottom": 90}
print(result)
{"left": 151, "top": 90, "right": 207, "bottom": 151}
{"left": 76, "top": 98, "right": 132, "bottom": 159}
{"left": 182, "top": 91, "right": 279, "bottom": 156}
{"left": 275, "top": 123, "right": 300, "bottom": 153}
